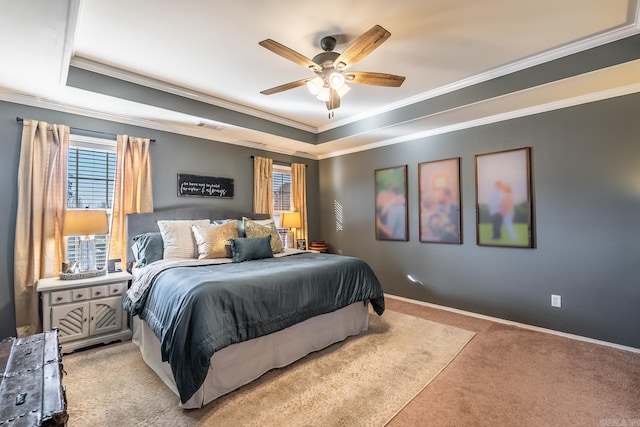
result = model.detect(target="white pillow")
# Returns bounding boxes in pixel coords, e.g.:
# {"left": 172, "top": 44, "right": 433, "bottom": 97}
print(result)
{"left": 157, "top": 219, "right": 210, "bottom": 259}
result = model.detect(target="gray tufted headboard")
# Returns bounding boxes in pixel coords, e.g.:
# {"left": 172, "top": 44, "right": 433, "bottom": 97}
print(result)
{"left": 126, "top": 206, "right": 270, "bottom": 265}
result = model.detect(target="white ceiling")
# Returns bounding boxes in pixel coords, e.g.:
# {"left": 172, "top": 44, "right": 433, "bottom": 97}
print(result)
{"left": 1, "top": 0, "right": 639, "bottom": 158}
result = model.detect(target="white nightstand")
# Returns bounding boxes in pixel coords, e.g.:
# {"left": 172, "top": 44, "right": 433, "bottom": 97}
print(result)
{"left": 37, "top": 271, "right": 133, "bottom": 354}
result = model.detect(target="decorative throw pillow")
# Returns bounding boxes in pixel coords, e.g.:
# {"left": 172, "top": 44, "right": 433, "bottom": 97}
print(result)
{"left": 131, "top": 232, "right": 164, "bottom": 267}
{"left": 214, "top": 218, "right": 247, "bottom": 238}
{"left": 157, "top": 219, "right": 210, "bottom": 259}
{"left": 191, "top": 221, "right": 239, "bottom": 259}
{"left": 239, "top": 217, "right": 274, "bottom": 238}
{"left": 229, "top": 236, "right": 274, "bottom": 263}
{"left": 244, "top": 219, "right": 284, "bottom": 254}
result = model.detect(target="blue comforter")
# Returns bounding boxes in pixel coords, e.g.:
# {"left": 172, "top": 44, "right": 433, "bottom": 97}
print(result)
{"left": 123, "top": 252, "right": 384, "bottom": 403}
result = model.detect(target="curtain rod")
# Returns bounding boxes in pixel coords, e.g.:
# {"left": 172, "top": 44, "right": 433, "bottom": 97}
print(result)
{"left": 16, "top": 117, "right": 156, "bottom": 144}
{"left": 250, "top": 155, "right": 307, "bottom": 167}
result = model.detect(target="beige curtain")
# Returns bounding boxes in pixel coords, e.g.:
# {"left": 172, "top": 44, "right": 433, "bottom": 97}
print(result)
{"left": 109, "top": 135, "right": 153, "bottom": 264}
{"left": 14, "top": 120, "right": 69, "bottom": 337}
{"left": 291, "top": 163, "right": 308, "bottom": 243}
{"left": 253, "top": 156, "right": 273, "bottom": 216}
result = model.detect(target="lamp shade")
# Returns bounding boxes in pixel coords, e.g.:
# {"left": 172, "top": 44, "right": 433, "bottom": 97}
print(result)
{"left": 280, "top": 211, "right": 301, "bottom": 229}
{"left": 63, "top": 209, "right": 109, "bottom": 236}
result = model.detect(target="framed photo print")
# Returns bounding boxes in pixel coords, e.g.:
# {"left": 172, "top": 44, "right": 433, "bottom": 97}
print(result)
{"left": 475, "top": 147, "right": 533, "bottom": 248}
{"left": 418, "top": 157, "right": 462, "bottom": 244}
{"left": 374, "top": 165, "right": 408, "bottom": 241}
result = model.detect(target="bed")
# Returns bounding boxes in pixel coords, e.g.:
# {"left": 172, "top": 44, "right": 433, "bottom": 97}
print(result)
{"left": 124, "top": 207, "right": 385, "bottom": 409}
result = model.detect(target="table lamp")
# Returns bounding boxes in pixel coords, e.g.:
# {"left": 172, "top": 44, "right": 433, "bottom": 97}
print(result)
{"left": 63, "top": 209, "right": 109, "bottom": 272}
{"left": 280, "top": 211, "right": 301, "bottom": 249}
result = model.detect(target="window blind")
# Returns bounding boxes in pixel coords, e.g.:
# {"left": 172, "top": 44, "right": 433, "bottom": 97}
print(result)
{"left": 67, "top": 148, "right": 116, "bottom": 209}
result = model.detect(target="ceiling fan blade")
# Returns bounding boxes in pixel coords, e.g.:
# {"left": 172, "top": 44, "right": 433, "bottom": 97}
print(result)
{"left": 260, "top": 78, "right": 310, "bottom": 95}
{"left": 325, "top": 89, "right": 341, "bottom": 111}
{"left": 344, "top": 71, "right": 405, "bottom": 87}
{"left": 333, "top": 25, "right": 391, "bottom": 71}
{"left": 259, "top": 39, "right": 321, "bottom": 72}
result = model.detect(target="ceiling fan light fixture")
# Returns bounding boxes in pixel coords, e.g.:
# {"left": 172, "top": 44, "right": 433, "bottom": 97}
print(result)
{"left": 306, "top": 76, "right": 324, "bottom": 96}
{"left": 316, "top": 85, "right": 331, "bottom": 102}
{"left": 335, "top": 83, "right": 351, "bottom": 98}
{"left": 328, "top": 71, "right": 345, "bottom": 90}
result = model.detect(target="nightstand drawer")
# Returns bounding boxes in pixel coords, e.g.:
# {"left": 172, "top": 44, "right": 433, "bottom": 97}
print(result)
{"left": 51, "top": 290, "right": 72, "bottom": 305}
{"left": 108, "top": 283, "right": 125, "bottom": 296}
{"left": 72, "top": 288, "right": 90, "bottom": 301}
{"left": 91, "top": 285, "right": 109, "bottom": 298}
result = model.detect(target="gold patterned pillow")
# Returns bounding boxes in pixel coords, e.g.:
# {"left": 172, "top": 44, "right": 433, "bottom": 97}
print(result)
{"left": 244, "top": 219, "right": 284, "bottom": 254}
{"left": 191, "top": 221, "right": 239, "bottom": 259}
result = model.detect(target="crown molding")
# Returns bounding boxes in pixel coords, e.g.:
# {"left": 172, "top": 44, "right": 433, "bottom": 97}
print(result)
{"left": 317, "top": 17, "right": 640, "bottom": 133}
{"left": 5, "top": 57, "right": 639, "bottom": 163}
{"left": 69, "top": 57, "right": 318, "bottom": 134}
{"left": 317, "top": 67, "right": 640, "bottom": 159}
{"left": 0, "top": 89, "right": 321, "bottom": 159}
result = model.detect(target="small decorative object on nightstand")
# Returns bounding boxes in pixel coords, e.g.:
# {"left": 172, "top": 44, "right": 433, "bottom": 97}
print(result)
{"left": 37, "top": 271, "right": 132, "bottom": 354}
{"left": 309, "top": 240, "right": 329, "bottom": 253}
{"left": 296, "top": 239, "right": 307, "bottom": 250}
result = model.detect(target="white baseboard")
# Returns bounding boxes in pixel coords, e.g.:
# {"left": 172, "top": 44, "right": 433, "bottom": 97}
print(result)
{"left": 386, "top": 294, "right": 640, "bottom": 354}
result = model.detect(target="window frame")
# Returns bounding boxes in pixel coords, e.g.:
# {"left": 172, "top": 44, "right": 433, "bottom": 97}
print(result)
{"left": 272, "top": 164, "right": 293, "bottom": 247}
{"left": 66, "top": 135, "right": 117, "bottom": 269}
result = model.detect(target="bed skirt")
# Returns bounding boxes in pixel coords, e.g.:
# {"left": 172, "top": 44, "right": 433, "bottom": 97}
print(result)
{"left": 132, "top": 301, "right": 370, "bottom": 408}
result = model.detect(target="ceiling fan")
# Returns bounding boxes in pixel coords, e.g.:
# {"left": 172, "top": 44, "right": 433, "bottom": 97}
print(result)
{"left": 259, "top": 25, "right": 405, "bottom": 114}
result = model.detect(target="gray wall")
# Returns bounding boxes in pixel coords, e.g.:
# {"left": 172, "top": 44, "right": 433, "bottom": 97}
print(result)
{"left": 0, "top": 100, "right": 319, "bottom": 339}
{"left": 3, "top": 94, "right": 639, "bottom": 348}
{"left": 319, "top": 93, "right": 640, "bottom": 348}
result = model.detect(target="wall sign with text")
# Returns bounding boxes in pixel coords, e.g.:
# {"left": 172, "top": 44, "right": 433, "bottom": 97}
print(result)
{"left": 177, "top": 173, "right": 234, "bottom": 198}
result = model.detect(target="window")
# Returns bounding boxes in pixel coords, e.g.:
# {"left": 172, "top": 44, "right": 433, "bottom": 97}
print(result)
{"left": 66, "top": 135, "right": 117, "bottom": 269}
{"left": 272, "top": 165, "right": 292, "bottom": 247}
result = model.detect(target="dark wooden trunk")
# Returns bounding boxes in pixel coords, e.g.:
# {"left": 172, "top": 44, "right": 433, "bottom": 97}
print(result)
{"left": 0, "top": 330, "right": 68, "bottom": 426}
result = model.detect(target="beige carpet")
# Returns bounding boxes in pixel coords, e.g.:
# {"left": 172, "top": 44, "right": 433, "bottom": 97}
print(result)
{"left": 63, "top": 310, "right": 475, "bottom": 426}
{"left": 385, "top": 297, "right": 640, "bottom": 426}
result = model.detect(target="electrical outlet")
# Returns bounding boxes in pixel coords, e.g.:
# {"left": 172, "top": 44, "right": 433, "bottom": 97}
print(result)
{"left": 551, "top": 294, "right": 562, "bottom": 308}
